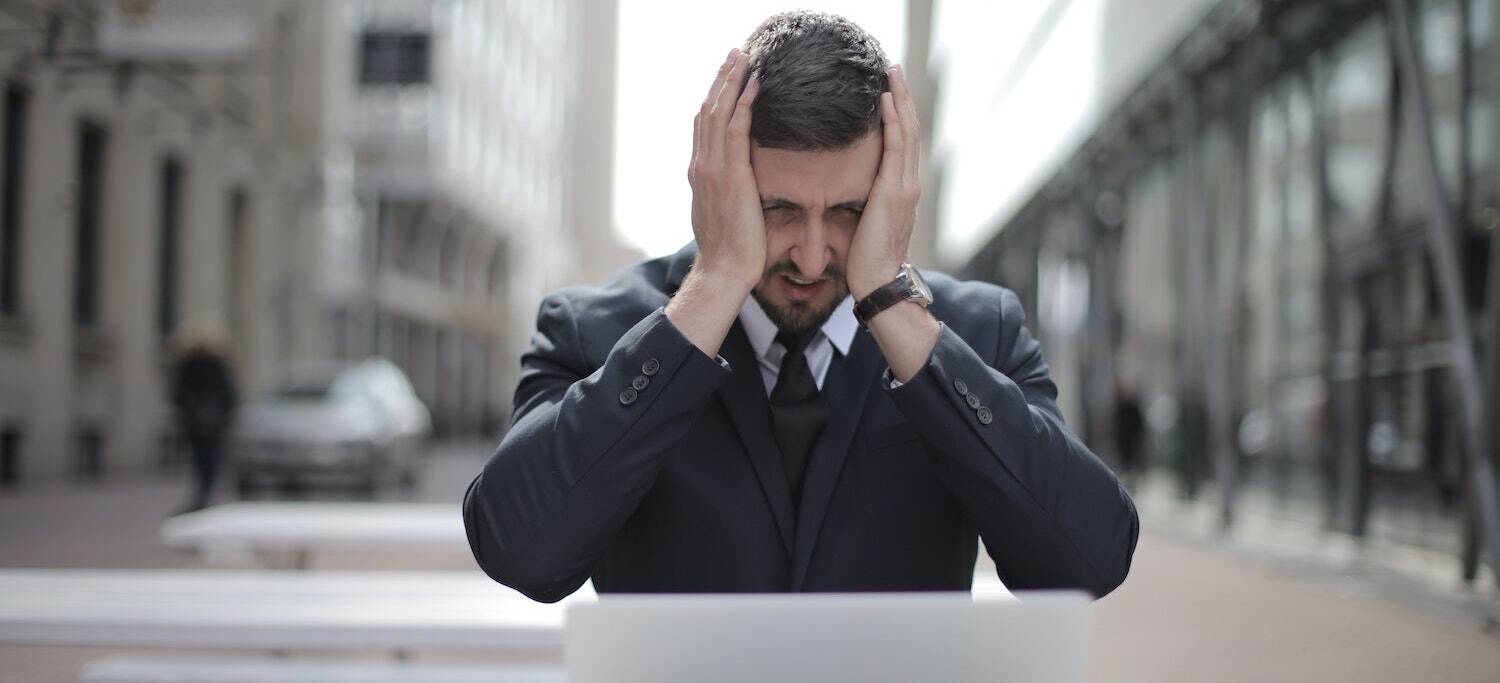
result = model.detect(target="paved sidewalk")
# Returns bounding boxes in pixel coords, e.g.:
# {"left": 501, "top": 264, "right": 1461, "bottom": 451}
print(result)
{"left": 0, "top": 472, "right": 200, "bottom": 569}
{"left": 1088, "top": 533, "right": 1500, "bottom": 682}
{"left": 3, "top": 454, "right": 1499, "bottom": 681}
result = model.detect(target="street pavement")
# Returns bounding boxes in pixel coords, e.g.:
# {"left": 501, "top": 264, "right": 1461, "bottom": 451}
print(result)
{"left": 2, "top": 444, "right": 1498, "bottom": 682}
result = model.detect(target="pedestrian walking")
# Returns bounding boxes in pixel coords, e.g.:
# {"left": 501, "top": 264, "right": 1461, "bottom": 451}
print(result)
{"left": 1114, "top": 382, "right": 1147, "bottom": 492}
{"left": 168, "top": 315, "right": 238, "bottom": 514}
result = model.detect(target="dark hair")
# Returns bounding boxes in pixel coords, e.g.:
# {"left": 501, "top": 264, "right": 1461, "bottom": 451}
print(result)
{"left": 742, "top": 11, "right": 889, "bottom": 151}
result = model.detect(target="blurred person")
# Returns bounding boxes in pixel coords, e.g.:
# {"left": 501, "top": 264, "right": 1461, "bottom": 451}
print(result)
{"left": 168, "top": 314, "right": 238, "bottom": 514}
{"left": 1113, "top": 381, "right": 1146, "bottom": 492}
{"left": 464, "top": 11, "right": 1137, "bottom": 602}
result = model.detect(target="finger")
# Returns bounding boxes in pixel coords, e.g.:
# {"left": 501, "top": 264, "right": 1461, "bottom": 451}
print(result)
{"left": 691, "top": 111, "right": 703, "bottom": 175}
{"left": 695, "top": 50, "right": 736, "bottom": 168}
{"left": 697, "top": 49, "right": 740, "bottom": 171}
{"left": 890, "top": 65, "right": 921, "bottom": 180}
{"left": 726, "top": 74, "right": 759, "bottom": 165}
{"left": 877, "top": 91, "right": 905, "bottom": 184}
{"left": 891, "top": 65, "right": 920, "bottom": 135}
{"left": 709, "top": 52, "right": 748, "bottom": 126}
{"left": 705, "top": 52, "right": 749, "bottom": 165}
{"left": 701, "top": 48, "right": 737, "bottom": 115}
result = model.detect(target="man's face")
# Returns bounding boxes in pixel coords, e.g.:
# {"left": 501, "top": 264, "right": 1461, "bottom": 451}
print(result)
{"left": 748, "top": 130, "right": 882, "bottom": 335}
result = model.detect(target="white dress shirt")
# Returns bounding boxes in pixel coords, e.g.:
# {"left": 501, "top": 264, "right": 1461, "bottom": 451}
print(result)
{"left": 738, "top": 294, "right": 858, "bottom": 396}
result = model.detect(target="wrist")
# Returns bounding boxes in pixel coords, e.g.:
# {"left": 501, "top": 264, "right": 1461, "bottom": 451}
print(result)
{"left": 666, "top": 261, "right": 756, "bottom": 358}
{"left": 680, "top": 261, "right": 758, "bottom": 309}
{"left": 849, "top": 261, "right": 905, "bottom": 300}
{"left": 690, "top": 255, "right": 761, "bottom": 293}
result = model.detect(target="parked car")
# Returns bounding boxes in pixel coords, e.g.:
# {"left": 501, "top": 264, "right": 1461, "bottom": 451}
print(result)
{"left": 233, "top": 358, "right": 431, "bottom": 494}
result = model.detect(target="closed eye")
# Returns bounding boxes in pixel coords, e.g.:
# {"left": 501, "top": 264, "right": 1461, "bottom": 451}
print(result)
{"left": 832, "top": 201, "right": 866, "bottom": 216}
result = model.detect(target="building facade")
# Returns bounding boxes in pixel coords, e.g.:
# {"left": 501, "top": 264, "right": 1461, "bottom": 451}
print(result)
{"left": 931, "top": 0, "right": 1500, "bottom": 587}
{"left": 0, "top": 0, "right": 308, "bottom": 483}
{"left": 0, "top": 0, "right": 633, "bottom": 484}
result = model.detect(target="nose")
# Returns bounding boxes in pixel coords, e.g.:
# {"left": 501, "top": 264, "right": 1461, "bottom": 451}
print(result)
{"left": 789, "top": 216, "right": 832, "bottom": 279}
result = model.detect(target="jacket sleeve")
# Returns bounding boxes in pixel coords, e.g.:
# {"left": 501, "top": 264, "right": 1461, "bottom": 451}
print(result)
{"left": 885, "top": 289, "right": 1139, "bottom": 598}
{"left": 462, "top": 294, "right": 732, "bottom": 602}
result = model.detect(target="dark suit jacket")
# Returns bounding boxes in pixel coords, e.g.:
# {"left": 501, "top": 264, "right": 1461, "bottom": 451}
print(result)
{"left": 464, "top": 243, "right": 1138, "bottom": 602}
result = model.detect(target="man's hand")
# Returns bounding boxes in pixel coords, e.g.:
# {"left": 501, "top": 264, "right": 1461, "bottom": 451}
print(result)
{"left": 687, "top": 48, "right": 764, "bottom": 289}
{"left": 847, "top": 65, "right": 922, "bottom": 300}
{"left": 847, "top": 65, "right": 939, "bottom": 383}
{"left": 667, "top": 48, "right": 763, "bottom": 358}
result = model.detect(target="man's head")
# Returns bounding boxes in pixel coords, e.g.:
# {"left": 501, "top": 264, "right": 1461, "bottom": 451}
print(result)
{"left": 740, "top": 11, "right": 890, "bottom": 335}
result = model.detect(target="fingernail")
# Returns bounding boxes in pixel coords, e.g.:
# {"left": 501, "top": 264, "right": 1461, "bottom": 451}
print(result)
{"left": 727, "top": 47, "right": 739, "bottom": 60}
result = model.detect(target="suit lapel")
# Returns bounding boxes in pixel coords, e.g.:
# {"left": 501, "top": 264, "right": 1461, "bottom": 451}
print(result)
{"left": 715, "top": 322, "right": 797, "bottom": 558}
{"left": 791, "top": 328, "right": 882, "bottom": 589}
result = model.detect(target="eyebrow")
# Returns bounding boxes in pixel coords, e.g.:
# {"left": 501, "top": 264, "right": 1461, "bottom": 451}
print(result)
{"left": 760, "top": 196, "right": 867, "bottom": 212}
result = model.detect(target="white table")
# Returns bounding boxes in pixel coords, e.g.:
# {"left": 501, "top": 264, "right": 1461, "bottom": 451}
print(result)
{"left": 160, "top": 502, "right": 470, "bottom": 569}
{"left": 0, "top": 568, "right": 592, "bottom": 653}
{"left": 80, "top": 655, "right": 566, "bottom": 683}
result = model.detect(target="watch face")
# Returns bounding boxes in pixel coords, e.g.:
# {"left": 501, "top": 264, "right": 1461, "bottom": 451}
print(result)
{"left": 904, "top": 265, "right": 933, "bottom": 304}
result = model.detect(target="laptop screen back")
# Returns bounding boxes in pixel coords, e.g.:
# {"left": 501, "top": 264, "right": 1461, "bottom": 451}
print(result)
{"left": 565, "top": 591, "right": 1090, "bottom": 683}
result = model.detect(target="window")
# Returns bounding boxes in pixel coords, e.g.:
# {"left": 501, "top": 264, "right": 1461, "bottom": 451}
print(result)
{"left": 1, "top": 83, "right": 26, "bottom": 314}
{"left": 74, "top": 121, "right": 107, "bottom": 326}
{"left": 359, "top": 31, "right": 430, "bottom": 86}
{"left": 157, "top": 157, "right": 182, "bottom": 340}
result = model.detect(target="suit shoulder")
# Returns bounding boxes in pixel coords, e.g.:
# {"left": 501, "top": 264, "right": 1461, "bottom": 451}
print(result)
{"left": 920, "top": 270, "right": 1025, "bottom": 333}
{"left": 540, "top": 254, "right": 672, "bottom": 318}
{"left": 532, "top": 253, "right": 675, "bottom": 362}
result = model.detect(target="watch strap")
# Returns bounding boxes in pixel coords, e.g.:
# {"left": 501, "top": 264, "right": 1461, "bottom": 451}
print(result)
{"left": 854, "top": 271, "right": 914, "bottom": 326}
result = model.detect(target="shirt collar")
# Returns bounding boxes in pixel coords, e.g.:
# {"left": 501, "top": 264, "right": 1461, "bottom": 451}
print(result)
{"left": 739, "top": 293, "right": 857, "bottom": 360}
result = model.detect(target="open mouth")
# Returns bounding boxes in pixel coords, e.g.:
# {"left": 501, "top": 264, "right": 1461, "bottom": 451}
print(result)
{"left": 781, "top": 274, "right": 826, "bottom": 301}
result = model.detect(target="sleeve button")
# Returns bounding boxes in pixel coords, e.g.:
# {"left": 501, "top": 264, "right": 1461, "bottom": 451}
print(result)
{"left": 953, "top": 378, "right": 969, "bottom": 395}
{"left": 642, "top": 358, "right": 660, "bottom": 376}
{"left": 619, "top": 388, "right": 639, "bottom": 405}
{"left": 632, "top": 375, "right": 650, "bottom": 391}
{"left": 976, "top": 406, "right": 993, "bottom": 425}
{"left": 965, "top": 393, "right": 981, "bottom": 409}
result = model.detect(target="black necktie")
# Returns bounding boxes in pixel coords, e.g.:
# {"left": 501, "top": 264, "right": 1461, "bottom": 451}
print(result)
{"left": 770, "top": 330, "right": 829, "bottom": 504}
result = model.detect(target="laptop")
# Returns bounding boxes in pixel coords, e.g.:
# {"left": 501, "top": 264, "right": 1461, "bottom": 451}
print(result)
{"left": 564, "top": 591, "right": 1091, "bottom": 683}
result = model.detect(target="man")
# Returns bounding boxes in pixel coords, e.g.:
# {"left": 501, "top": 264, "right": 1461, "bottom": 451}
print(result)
{"left": 169, "top": 315, "right": 238, "bottom": 514}
{"left": 463, "top": 11, "right": 1137, "bottom": 603}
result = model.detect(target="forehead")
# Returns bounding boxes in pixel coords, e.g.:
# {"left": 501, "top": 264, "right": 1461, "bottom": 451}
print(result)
{"left": 749, "top": 130, "right": 882, "bottom": 205}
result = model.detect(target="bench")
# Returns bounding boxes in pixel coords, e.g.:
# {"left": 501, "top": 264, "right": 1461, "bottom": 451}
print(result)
{"left": 160, "top": 502, "right": 470, "bottom": 569}
{"left": 79, "top": 655, "right": 564, "bottom": 683}
{"left": 0, "top": 568, "right": 592, "bottom": 654}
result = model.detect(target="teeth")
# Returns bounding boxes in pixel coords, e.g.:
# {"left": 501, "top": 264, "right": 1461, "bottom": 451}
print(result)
{"left": 787, "top": 275, "right": 817, "bottom": 285}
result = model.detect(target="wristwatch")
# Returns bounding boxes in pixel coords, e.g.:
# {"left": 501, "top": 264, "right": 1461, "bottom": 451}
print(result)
{"left": 854, "top": 263, "right": 933, "bottom": 327}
